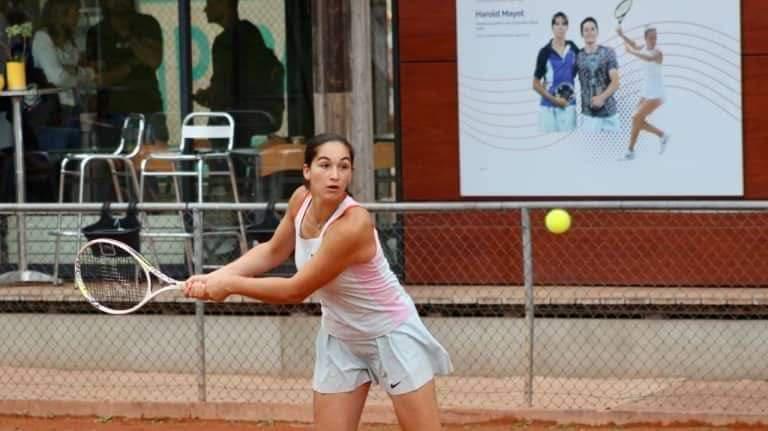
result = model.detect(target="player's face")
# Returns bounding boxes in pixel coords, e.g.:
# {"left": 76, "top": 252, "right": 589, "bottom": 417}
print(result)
{"left": 303, "top": 142, "right": 353, "bottom": 199}
{"left": 552, "top": 17, "right": 568, "bottom": 40}
{"left": 645, "top": 30, "right": 657, "bottom": 49}
{"left": 581, "top": 22, "right": 598, "bottom": 45}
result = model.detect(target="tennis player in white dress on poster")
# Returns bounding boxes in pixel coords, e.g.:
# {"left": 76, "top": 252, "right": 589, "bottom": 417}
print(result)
{"left": 618, "top": 25, "right": 670, "bottom": 160}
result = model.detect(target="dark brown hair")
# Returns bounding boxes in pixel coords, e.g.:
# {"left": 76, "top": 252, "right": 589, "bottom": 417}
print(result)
{"left": 580, "top": 17, "right": 598, "bottom": 35}
{"left": 551, "top": 11, "right": 568, "bottom": 27}
{"left": 39, "top": 0, "right": 79, "bottom": 47}
{"left": 304, "top": 133, "right": 355, "bottom": 166}
{"left": 303, "top": 133, "right": 355, "bottom": 190}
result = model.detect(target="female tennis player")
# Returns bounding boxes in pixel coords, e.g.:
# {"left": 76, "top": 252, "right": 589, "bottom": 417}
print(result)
{"left": 183, "top": 133, "right": 453, "bottom": 431}
{"left": 618, "top": 25, "right": 670, "bottom": 160}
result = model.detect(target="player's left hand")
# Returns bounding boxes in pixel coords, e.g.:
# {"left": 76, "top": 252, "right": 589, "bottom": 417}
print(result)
{"left": 591, "top": 95, "right": 605, "bottom": 109}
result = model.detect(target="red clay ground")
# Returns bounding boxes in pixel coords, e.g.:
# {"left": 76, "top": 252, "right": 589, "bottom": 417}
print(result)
{"left": 1, "top": 416, "right": 767, "bottom": 431}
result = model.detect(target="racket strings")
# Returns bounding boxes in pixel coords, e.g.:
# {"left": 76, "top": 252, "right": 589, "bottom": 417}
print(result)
{"left": 78, "top": 245, "right": 149, "bottom": 311}
{"left": 615, "top": 0, "right": 632, "bottom": 18}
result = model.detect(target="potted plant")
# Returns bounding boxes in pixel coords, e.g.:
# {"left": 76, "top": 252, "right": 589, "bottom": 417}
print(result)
{"left": 4, "top": 21, "right": 33, "bottom": 90}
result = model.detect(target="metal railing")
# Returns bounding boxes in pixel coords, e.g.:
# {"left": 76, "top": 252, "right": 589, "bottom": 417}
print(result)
{"left": 1, "top": 201, "right": 768, "bottom": 421}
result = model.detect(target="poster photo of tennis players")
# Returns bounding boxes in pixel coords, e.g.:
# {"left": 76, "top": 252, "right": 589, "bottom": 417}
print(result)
{"left": 457, "top": 0, "right": 742, "bottom": 197}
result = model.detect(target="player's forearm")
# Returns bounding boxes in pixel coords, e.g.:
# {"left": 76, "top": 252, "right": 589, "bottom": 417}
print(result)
{"left": 631, "top": 51, "right": 656, "bottom": 62}
{"left": 601, "top": 72, "right": 620, "bottom": 99}
{"left": 214, "top": 242, "right": 284, "bottom": 278}
{"left": 620, "top": 34, "right": 638, "bottom": 50}
{"left": 532, "top": 79, "right": 556, "bottom": 103}
{"left": 227, "top": 276, "right": 304, "bottom": 304}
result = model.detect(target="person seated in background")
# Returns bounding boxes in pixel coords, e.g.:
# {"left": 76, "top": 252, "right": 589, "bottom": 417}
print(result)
{"left": 86, "top": 0, "right": 167, "bottom": 149}
{"left": 31, "top": 0, "right": 94, "bottom": 151}
{"left": 85, "top": 0, "right": 167, "bottom": 200}
{"left": 193, "top": 0, "right": 285, "bottom": 150}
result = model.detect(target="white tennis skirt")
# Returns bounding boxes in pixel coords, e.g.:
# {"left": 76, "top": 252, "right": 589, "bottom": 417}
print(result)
{"left": 312, "top": 312, "right": 453, "bottom": 395}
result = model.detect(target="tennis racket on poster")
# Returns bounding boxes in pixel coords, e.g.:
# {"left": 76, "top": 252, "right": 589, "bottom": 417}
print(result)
{"left": 554, "top": 82, "right": 575, "bottom": 105}
{"left": 615, "top": 0, "right": 633, "bottom": 24}
{"left": 74, "top": 238, "right": 184, "bottom": 315}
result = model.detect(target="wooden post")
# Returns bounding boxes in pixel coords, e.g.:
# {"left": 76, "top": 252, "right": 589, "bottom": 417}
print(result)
{"left": 312, "top": 0, "right": 374, "bottom": 201}
{"left": 349, "top": 0, "right": 374, "bottom": 201}
{"left": 312, "top": 0, "right": 350, "bottom": 135}
{"left": 371, "top": 0, "right": 390, "bottom": 135}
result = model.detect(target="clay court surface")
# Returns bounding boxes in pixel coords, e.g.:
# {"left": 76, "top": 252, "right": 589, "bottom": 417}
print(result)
{"left": 2, "top": 416, "right": 768, "bottom": 431}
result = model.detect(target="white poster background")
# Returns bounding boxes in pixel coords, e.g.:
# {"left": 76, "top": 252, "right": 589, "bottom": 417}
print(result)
{"left": 457, "top": 0, "right": 743, "bottom": 196}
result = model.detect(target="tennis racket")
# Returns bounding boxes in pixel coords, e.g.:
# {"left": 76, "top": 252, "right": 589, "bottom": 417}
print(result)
{"left": 615, "top": 0, "right": 633, "bottom": 25}
{"left": 74, "top": 238, "right": 184, "bottom": 315}
{"left": 554, "top": 82, "right": 575, "bottom": 104}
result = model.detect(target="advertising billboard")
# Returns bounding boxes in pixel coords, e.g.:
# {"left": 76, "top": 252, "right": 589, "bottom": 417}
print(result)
{"left": 457, "top": 0, "right": 743, "bottom": 196}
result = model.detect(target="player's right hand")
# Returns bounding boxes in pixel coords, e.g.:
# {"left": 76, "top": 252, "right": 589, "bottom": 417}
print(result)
{"left": 553, "top": 96, "right": 568, "bottom": 108}
{"left": 184, "top": 274, "right": 233, "bottom": 302}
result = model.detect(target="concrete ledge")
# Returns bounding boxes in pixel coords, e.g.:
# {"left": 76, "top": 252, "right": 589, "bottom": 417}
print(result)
{"left": 3, "top": 284, "right": 768, "bottom": 306}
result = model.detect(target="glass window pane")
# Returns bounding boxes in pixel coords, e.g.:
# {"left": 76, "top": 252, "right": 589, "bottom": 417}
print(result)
{"left": 191, "top": 0, "right": 287, "bottom": 148}
{"left": 190, "top": 0, "right": 313, "bottom": 203}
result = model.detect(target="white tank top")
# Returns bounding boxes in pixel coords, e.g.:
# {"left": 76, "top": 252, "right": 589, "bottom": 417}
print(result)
{"left": 643, "top": 49, "right": 665, "bottom": 100}
{"left": 294, "top": 194, "right": 416, "bottom": 340}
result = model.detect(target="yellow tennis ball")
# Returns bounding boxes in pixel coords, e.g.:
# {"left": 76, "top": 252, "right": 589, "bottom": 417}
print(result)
{"left": 545, "top": 209, "right": 571, "bottom": 234}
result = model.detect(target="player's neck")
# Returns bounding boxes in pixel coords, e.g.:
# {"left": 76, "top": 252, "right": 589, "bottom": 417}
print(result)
{"left": 307, "top": 202, "right": 335, "bottom": 231}
{"left": 583, "top": 42, "right": 598, "bottom": 53}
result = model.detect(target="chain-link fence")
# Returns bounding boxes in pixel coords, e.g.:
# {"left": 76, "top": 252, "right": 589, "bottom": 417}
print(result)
{"left": 1, "top": 202, "right": 768, "bottom": 421}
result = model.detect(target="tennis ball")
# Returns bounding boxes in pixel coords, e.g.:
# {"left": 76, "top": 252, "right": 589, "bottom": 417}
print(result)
{"left": 545, "top": 209, "right": 571, "bottom": 234}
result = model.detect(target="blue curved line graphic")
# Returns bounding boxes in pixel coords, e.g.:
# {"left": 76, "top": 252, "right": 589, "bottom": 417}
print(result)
{"left": 654, "top": 20, "right": 740, "bottom": 43}
{"left": 460, "top": 109, "right": 537, "bottom": 129}
{"left": 461, "top": 103, "right": 538, "bottom": 118}
{"left": 662, "top": 42, "right": 740, "bottom": 69}
{"left": 615, "top": 57, "right": 740, "bottom": 100}
{"left": 459, "top": 91, "right": 538, "bottom": 105}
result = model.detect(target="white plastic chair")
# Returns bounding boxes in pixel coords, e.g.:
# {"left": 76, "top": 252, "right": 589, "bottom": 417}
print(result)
{"left": 52, "top": 113, "right": 146, "bottom": 283}
{"left": 139, "top": 112, "right": 247, "bottom": 268}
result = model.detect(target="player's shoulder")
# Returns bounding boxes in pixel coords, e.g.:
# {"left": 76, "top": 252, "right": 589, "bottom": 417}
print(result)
{"left": 601, "top": 45, "right": 618, "bottom": 60}
{"left": 286, "top": 186, "right": 310, "bottom": 219}
{"left": 566, "top": 40, "right": 580, "bottom": 52}
{"left": 537, "top": 41, "right": 552, "bottom": 56}
{"left": 328, "top": 202, "right": 373, "bottom": 239}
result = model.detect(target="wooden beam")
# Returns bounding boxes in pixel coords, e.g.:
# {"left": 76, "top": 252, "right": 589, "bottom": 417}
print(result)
{"left": 349, "top": 0, "right": 374, "bottom": 201}
{"left": 312, "top": 0, "right": 374, "bottom": 201}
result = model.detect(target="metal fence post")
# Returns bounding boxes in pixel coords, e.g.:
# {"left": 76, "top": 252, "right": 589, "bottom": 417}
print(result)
{"left": 193, "top": 207, "right": 207, "bottom": 402}
{"left": 520, "top": 207, "right": 535, "bottom": 407}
